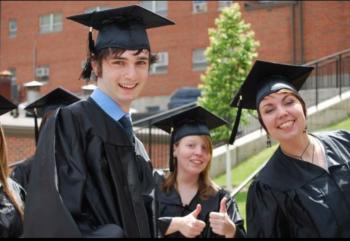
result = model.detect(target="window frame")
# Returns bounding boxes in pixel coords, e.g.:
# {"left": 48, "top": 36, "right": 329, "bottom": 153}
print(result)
{"left": 139, "top": 1, "right": 168, "bottom": 17}
{"left": 39, "top": 13, "right": 63, "bottom": 34}
{"left": 192, "top": 48, "right": 207, "bottom": 71}
{"left": 8, "top": 19, "right": 17, "bottom": 38}
{"left": 150, "top": 52, "right": 169, "bottom": 75}
{"left": 192, "top": 0, "right": 208, "bottom": 14}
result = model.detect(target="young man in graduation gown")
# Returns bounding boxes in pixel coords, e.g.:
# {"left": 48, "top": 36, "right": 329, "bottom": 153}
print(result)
{"left": 11, "top": 87, "right": 80, "bottom": 191}
{"left": 23, "top": 5, "right": 174, "bottom": 238}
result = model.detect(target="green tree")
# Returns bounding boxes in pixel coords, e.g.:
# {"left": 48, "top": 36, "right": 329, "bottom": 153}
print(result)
{"left": 198, "top": 3, "right": 259, "bottom": 142}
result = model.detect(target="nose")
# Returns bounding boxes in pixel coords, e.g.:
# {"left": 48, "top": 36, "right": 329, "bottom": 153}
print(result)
{"left": 193, "top": 146, "right": 205, "bottom": 156}
{"left": 124, "top": 65, "right": 137, "bottom": 80}
{"left": 276, "top": 105, "right": 288, "bottom": 118}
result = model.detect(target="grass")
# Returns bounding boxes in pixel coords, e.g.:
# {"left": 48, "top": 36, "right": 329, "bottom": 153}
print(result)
{"left": 213, "top": 116, "right": 350, "bottom": 229}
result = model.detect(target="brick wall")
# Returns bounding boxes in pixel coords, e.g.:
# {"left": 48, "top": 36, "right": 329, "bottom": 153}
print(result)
{"left": 5, "top": 133, "right": 35, "bottom": 165}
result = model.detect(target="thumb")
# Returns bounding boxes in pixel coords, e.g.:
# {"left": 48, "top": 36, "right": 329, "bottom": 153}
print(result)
{"left": 219, "top": 197, "right": 227, "bottom": 213}
{"left": 191, "top": 204, "right": 202, "bottom": 218}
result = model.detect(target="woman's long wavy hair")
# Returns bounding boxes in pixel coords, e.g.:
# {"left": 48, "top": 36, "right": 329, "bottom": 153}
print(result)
{"left": 0, "top": 126, "right": 24, "bottom": 219}
{"left": 161, "top": 135, "right": 220, "bottom": 200}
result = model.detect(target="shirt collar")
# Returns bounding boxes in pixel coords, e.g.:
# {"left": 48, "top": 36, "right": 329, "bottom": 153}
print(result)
{"left": 90, "top": 87, "right": 129, "bottom": 122}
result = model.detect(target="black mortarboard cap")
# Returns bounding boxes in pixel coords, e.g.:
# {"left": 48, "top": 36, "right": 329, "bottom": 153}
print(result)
{"left": 25, "top": 87, "right": 80, "bottom": 144}
{"left": 152, "top": 105, "right": 228, "bottom": 172}
{"left": 228, "top": 60, "right": 314, "bottom": 145}
{"left": 67, "top": 5, "right": 175, "bottom": 79}
{"left": 0, "top": 95, "right": 16, "bottom": 116}
{"left": 67, "top": 5, "right": 174, "bottom": 51}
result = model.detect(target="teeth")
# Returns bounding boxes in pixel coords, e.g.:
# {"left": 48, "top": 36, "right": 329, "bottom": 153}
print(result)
{"left": 119, "top": 83, "right": 136, "bottom": 89}
{"left": 279, "top": 120, "right": 293, "bottom": 129}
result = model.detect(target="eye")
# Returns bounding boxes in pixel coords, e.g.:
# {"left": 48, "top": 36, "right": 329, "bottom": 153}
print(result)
{"left": 262, "top": 106, "right": 275, "bottom": 114}
{"left": 284, "top": 98, "right": 295, "bottom": 106}
{"left": 136, "top": 60, "right": 148, "bottom": 66}
{"left": 111, "top": 60, "right": 125, "bottom": 66}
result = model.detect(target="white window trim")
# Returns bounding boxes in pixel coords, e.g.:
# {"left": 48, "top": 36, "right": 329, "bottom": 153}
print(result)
{"left": 40, "top": 13, "right": 62, "bottom": 33}
{"left": 150, "top": 52, "right": 169, "bottom": 75}
{"left": 218, "top": 1, "right": 232, "bottom": 10}
{"left": 9, "top": 19, "right": 17, "bottom": 38}
{"left": 192, "top": 48, "right": 207, "bottom": 71}
{"left": 140, "top": 1, "right": 168, "bottom": 16}
{"left": 193, "top": 1, "right": 208, "bottom": 14}
{"left": 35, "top": 66, "right": 50, "bottom": 81}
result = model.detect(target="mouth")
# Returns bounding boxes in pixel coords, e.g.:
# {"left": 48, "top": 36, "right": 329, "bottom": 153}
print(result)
{"left": 119, "top": 83, "right": 138, "bottom": 89}
{"left": 278, "top": 120, "right": 294, "bottom": 129}
{"left": 190, "top": 159, "right": 204, "bottom": 166}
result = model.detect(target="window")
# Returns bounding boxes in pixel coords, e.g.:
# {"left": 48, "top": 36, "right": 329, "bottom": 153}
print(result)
{"left": 193, "top": 0, "right": 207, "bottom": 14}
{"left": 140, "top": 1, "right": 168, "bottom": 17}
{"left": 150, "top": 52, "right": 169, "bottom": 75}
{"left": 35, "top": 66, "right": 50, "bottom": 82}
{"left": 192, "top": 48, "right": 207, "bottom": 71}
{"left": 8, "top": 19, "right": 17, "bottom": 38}
{"left": 85, "top": 6, "right": 111, "bottom": 13}
{"left": 218, "top": 1, "right": 232, "bottom": 10}
{"left": 39, "top": 13, "right": 62, "bottom": 33}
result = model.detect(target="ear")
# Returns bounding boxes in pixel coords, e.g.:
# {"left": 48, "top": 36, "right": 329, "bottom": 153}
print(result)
{"left": 90, "top": 59, "right": 98, "bottom": 75}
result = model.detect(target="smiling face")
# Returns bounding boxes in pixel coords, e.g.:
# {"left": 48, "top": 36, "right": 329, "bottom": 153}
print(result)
{"left": 258, "top": 90, "right": 307, "bottom": 143}
{"left": 92, "top": 49, "right": 150, "bottom": 112}
{"left": 174, "top": 135, "right": 212, "bottom": 177}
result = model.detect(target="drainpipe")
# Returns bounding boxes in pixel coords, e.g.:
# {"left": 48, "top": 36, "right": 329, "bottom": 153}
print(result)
{"left": 299, "top": 1, "right": 304, "bottom": 63}
{"left": 291, "top": 2, "right": 296, "bottom": 64}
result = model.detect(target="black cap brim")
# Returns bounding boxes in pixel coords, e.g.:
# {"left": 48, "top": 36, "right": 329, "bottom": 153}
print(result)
{"left": 0, "top": 95, "right": 16, "bottom": 116}
{"left": 231, "top": 60, "right": 314, "bottom": 110}
{"left": 25, "top": 87, "right": 80, "bottom": 116}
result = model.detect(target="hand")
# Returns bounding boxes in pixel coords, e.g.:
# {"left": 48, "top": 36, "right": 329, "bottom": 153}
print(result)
{"left": 209, "top": 197, "right": 236, "bottom": 238}
{"left": 176, "top": 204, "right": 206, "bottom": 238}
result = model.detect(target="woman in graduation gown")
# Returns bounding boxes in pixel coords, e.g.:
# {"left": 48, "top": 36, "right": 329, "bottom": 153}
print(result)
{"left": 0, "top": 96, "right": 25, "bottom": 237}
{"left": 229, "top": 60, "right": 350, "bottom": 238}
{"left": 153, "top": 106, "right": 246, "bottom": 238}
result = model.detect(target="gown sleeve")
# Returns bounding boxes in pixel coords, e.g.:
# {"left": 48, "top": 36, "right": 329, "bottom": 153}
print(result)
{"left": 246, "top": 180, "right": 289, "bottom": 238}
{"left": 23, "top": 111, "right": 82, "bottom": 237}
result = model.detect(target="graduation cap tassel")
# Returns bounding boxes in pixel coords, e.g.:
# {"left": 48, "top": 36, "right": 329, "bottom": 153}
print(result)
{"left": 80, "top": 27, "right": 94, "bottom": 81}
{"left": 228, "top": 96, "right": 243, "bottom": 145}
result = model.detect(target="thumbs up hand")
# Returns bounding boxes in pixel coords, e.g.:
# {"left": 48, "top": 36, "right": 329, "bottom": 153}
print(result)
{"left": 209, "top": 197, "right": 236, "bottom": 238}
{"left": 175, "top": 204, "right": 206, "bottom": 238}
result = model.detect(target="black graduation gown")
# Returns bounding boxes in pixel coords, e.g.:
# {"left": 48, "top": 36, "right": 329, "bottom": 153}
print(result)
{"left": 23, "top": 98, "right": 155, "bottom": 238}
{"left": 11, "top": 156, "right": 34, "bottom": 191}
{"left": 0, "top": 178, "right": 24, "bottom": 238}
{"left": 155, "top": 173, "right": 246, "bottom": 238}
{"left": 246, "top": 130, "right": 350, "bottom": 238}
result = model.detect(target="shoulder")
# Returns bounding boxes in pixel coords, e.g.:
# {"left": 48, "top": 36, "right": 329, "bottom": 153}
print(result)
{"left": 315, "top": 129, "right": 350, "bottom": 142}
{"left": 314, "top": 130, "right": 350, "bottom": 151}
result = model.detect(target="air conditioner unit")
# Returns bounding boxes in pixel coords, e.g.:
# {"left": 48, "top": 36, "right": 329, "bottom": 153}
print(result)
{"left": 193, "top": 3, "right": 207, "bottom": 13}
{"left": 36, "top": 67, "right": 49, "bottom": 77}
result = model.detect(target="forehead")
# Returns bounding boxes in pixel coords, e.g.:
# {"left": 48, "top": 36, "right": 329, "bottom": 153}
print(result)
{"left": 260, "top": 90, "right": 296, "bottom": 104}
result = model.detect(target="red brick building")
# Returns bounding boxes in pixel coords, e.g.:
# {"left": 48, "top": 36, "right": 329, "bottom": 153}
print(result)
{"left": 0, "top": 1, "right": 350, "bottom": 164}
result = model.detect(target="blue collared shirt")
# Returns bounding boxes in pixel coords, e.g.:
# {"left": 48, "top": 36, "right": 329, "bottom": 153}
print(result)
{"left": 90, "top": 88, "right": 132, "bottom": 123}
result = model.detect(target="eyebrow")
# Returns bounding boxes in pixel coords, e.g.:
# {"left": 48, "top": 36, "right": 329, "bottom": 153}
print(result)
{"left": 260, "top": 92, "right": 292, "bottom": 108}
